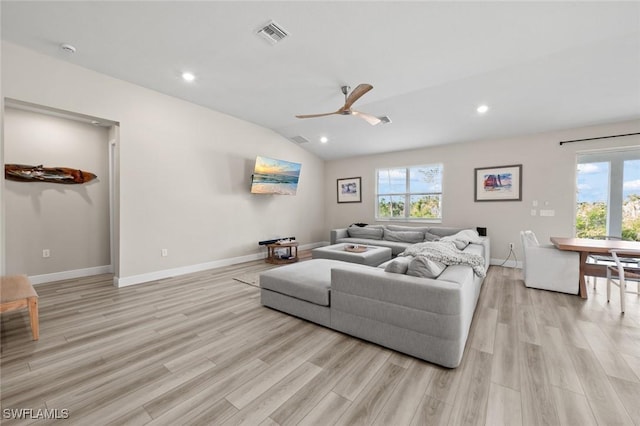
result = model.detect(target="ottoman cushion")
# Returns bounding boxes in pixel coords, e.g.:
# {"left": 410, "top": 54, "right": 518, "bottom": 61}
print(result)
{"left": 312, "top": 243, "right": 392, "bottom": 266}
{"left": 260, "top": 259, "right": 375, "bottom": 306}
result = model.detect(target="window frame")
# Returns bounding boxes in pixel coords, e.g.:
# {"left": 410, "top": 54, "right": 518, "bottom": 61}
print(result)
{"left": 576, "top": 148, "right": 640, "bottom": 239}
{"left": 375, "top": 164, "right": 444, "bottom": 222}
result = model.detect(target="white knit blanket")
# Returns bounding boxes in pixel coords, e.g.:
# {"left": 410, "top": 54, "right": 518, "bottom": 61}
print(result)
{"left": 399, "top": 241, "right": 486, "bottom": 277}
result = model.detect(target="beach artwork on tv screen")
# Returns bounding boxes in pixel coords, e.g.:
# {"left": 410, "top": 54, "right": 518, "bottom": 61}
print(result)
{"left": 251, "top": 155, "right": 301, "bottom": 195}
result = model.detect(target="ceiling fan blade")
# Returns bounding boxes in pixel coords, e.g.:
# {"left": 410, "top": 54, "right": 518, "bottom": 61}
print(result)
{"left": 344, "top": 84, "right": 373, "bottom": 109}
{"left": 295, "top": 111, "right": 340, "bottom": 119}
{"left": 352, "top": 110, "right": 382, "bottom": 126}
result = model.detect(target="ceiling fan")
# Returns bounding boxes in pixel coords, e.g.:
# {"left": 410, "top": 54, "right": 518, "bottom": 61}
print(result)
{"left": 295, "top": 84, "right": 382, "bottom": 126}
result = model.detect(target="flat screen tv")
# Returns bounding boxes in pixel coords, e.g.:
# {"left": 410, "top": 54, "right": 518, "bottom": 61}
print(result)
{"left": 250, "top": 155, "right": 301, "bottom": 195}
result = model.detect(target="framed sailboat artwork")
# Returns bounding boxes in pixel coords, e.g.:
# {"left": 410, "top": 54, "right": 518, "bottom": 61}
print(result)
{"left": 474, "top": 164, "right": 522, "bottom": 202}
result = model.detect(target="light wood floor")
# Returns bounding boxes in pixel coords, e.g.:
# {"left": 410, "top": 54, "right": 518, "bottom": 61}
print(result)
{"left": 1, "top": 255, "right": 639, "bottom": 425}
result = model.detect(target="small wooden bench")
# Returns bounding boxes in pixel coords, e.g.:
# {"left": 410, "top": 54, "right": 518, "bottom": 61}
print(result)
{"left": 0, "top": 275, "right": 39, "bottom": 340}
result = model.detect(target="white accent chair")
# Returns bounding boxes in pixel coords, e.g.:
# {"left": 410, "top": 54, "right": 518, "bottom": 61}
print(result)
{"left": 520, "top": 230, "right": 580, "bottom": 294}
{"left": 607, "top": 249, "right": 640, "bottom": 314}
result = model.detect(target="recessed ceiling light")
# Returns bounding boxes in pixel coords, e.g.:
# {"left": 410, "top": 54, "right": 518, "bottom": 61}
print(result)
{"left": 182, "top": 72, "right": 195, "bottom": 82}
{"left": 477, "top": 105, "right": 489, "bottom": 114}
{"left": 320, "top": 136, "right": 328, "bottom": 143}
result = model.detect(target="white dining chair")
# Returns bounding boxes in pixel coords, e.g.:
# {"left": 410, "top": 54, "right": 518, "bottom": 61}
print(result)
{"left": 588, "top": 236, "right": 639, "bottom": 289}
{"left": 606, "top": 249, "right": 640, "bottom": 314}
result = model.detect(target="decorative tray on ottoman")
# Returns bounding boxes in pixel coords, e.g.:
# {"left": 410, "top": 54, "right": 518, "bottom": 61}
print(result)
{"left": 344, "top": 245, "right": 368, "bottom": 253}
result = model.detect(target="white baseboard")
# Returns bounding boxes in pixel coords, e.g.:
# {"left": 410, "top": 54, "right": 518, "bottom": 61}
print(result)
{"left": 29, "top": 265, "right": 114, "bottom": 285}
{"left": 115, "top": 241, "right": 327, "bottom": 288}
{"left": 27, "top": 244, "right": 511, "bottom": 286}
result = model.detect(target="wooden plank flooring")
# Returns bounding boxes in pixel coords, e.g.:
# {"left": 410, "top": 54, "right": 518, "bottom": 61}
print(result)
{"left": 1, "top": 256, "right": 639, "bottom": 425}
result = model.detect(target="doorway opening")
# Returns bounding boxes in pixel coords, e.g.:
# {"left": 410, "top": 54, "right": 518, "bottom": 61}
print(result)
{"left": 2, "top": 98, "right": 120, "bottom": 283}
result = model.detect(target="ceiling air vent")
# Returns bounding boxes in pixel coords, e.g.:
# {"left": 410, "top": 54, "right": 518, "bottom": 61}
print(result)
{"left": 289, "top": 135, "right": 310, "bottom": 144}
{"left": 257, "top": 21, "right": 289, "bottom": 45}
{"left": 379, "top": 116, "right": 392, "bottom": 124}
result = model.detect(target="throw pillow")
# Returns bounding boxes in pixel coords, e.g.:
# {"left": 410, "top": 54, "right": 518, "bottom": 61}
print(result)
{"left": 406, "top": 256, "right": 447, "bottom": 278}
{"left": 347, "top": 226, "right": 384, "bottom": 240}
{"left": 383, "top": 230, "right": 424, "bottom": 244}
{"left": 384, "top": 256, "right": 413, "bottom": 274}
{"left": 440, "top": 236, "right": 469, "bottom": 250}
{"left": 377, "top": 259, "right": 393, "bottom": 269}
{"left": 423, "top": 231, "right": 441, "bottom": 242}
{"left": 440, "top": 229, "right": 483, "bottom": 250}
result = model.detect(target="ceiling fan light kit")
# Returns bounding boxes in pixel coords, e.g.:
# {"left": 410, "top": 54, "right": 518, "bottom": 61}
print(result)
{"left": 296, "top": 83, "right": 383, "bottom": 126}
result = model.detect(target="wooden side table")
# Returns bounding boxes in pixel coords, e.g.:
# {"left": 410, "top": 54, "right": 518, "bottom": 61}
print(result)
{"left": 266, "top": 242, "right": 299, "bottom": 264}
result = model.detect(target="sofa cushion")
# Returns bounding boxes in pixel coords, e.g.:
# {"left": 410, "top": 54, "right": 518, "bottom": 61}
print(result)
{"left": 437, "top": 264, "right": 474, "bottom": 285}
{"left": 423, "top": 231, "right": 441, "bottom": 242}
{"left": 463, "top": 243, "right": 484, "bottom": 257}
{"left": 386, "top": 224, "right": 430, "bottom": 234}
{"left": 383, "top": 229, "right": 424, "bottom": 244}
{"left": 441, "top": 229, "right": 483, "bottom": 250}
{"left": 347, "top": 226, "right": 383, "bottom": 240}
{"left": 260, "top": 259, "right": 376, "bottom": 306}
{"left": 440, "top": 236, "right": 469, "bottom": 250}
{"left": 260, "top": 259, "right": 335, "bottom": 306}
{"left": 427, "top": 227, "right": 465, "bottom": 238}
{"left": 406, "top": 256, "right": 447, "bottom": 278}
{"left": 384, "top": 256, "right": 413, "bottom": 274}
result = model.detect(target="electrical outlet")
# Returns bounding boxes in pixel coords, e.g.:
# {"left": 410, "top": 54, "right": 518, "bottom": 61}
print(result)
{"left": 42, "top": 249, "right": 50, "bottom": 258}
{"left": 161, "top": 249, "right": 168, "bottom": 257}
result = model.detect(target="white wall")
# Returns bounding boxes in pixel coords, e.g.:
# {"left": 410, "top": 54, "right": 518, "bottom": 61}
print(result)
{"left": 325, "top": 121, "right": 640, "bottom": 264}
{"left": 4, "top": 40, "right": 638, "bottom": 282}
{"left": 2, "top": 41, "right": 326, "bottom": 285}
{"left": 4, "top": 107, "right": 111, "bottom": 277}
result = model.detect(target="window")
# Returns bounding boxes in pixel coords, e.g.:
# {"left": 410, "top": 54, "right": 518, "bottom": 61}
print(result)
{"left": 576, "top": 149, "right": 640, "bottom": 241}
{"left": 376, "top": 164, "right": 443, "bottom": 221}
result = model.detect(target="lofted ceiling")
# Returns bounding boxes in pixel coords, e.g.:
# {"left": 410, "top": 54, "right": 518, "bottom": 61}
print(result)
{"left": 2, "top": 1, "right": 639, "bottom": 160}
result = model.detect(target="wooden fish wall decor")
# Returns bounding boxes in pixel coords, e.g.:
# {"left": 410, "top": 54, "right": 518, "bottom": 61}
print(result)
{"left": 4, "top": 164, "right": 97, "bottom": 184}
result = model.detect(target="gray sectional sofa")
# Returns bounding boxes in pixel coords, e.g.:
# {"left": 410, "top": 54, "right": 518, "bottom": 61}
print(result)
{"left": 331, "top": 224, "right": 469, "bottom": 255}
{"left": 260, "top": 226, "right": 490, "bottom": 368}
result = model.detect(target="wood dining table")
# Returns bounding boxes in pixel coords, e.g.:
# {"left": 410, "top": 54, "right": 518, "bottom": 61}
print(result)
{"left": 550, "top": 237, "right": 640, "bottom": 299}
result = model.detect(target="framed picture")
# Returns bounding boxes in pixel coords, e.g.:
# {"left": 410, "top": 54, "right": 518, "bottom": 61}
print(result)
{"left": 474, "top": 164, "right": 522, "bottom": 202}
{"left": 337, "top": 177, "right": 362, "bottom": 203}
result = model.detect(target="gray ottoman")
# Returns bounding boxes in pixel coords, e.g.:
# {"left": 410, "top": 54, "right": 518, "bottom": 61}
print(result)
{"left": 312, "top": 243, "right": 392, "bottom": 266}
{"left": 260, "top": 259, "right": 374, "bottom": 326}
